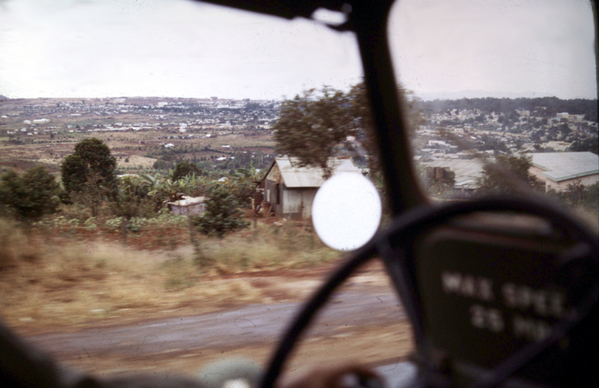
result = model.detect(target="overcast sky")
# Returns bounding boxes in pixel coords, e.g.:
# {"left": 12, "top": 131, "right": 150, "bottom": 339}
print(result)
{"left": 389, "top": 0, "right": 597, "bottom": 100}
{"left": 0, "top": 0, "right": 596, "bottom": 100}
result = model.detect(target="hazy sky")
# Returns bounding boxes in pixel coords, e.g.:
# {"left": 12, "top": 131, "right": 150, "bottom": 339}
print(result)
{"left": 0, "top": 0, "right": 596, "bottom": 100}
{"left": 389, "top": 0, "right": 597, "bottom": 100}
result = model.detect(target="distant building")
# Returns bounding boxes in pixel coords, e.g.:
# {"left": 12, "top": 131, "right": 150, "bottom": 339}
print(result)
{"left": 529, "top": 152, "right": 599, "bottom": 192}
{"left": 422, "top": 159, "right": 487, "bottom": 195}
{"left": 257, "top": 156, "right": 361, "bottom": 219}
{"left": 167, "top": 196, "right": 206, "bottom": 216}
{"left": 428, "top": 140, "right": 449, "bottom": 147}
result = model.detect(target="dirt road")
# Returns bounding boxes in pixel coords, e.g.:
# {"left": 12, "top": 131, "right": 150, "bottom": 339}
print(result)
{"left": 25, "top": 282, "right": 414, "bottom": 378}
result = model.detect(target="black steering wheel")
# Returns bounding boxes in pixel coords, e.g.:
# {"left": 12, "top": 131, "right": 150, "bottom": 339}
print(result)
{"left": 258, "top": 196, "right": 599, "bottom": 388}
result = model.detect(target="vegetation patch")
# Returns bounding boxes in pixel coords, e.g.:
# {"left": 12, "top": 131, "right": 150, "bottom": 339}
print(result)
{"left": 0, "top": 217, "right": 339, "bottom": 333}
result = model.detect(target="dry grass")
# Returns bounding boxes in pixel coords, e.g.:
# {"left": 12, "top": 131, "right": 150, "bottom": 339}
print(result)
{"left": 116, "top": 154, "right": 158, "bottom": 168}
{"left": 195, "top": 224, "right": 339, "bottom": 272}
{"left": 0, "top": 241, "right": 251, "bottom": 329}
{"left": 0, "top": 220, "right": 340, "bottom": 334}
{"left": 0, "top": 219, "right": 40, "bottom": 268}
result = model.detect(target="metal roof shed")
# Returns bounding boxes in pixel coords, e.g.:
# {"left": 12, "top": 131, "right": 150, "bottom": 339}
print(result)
{"left": 259, "top": 156, "right": 361, "bottom": 219}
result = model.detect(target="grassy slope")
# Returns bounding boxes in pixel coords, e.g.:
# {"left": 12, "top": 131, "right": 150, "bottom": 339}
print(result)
{"left": 0, "top": 219, "right": 340, "bottom": 334}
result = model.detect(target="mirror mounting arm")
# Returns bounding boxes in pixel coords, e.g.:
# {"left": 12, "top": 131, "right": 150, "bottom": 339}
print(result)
{"left": 351, "top": 0, "right": 428, "bottom": 216}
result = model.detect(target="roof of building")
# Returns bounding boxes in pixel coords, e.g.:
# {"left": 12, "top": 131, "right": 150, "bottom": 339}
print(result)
{"left": 530, "top": 152, "right": 599, "bottom": 182}
{"left": 167, "top": 196, "right": 205, "bottom": 207}
{"left": 268, "top": 156, "right": 361, "bottom": 188}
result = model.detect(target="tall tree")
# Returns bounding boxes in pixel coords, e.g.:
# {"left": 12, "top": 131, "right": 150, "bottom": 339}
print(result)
{"left": 0, "top": 167, "right": 60, "bottom": 222}
{"left": 61, "top": 138, "right": 116, "bottom": 216}
{"left": 109, "top": 176, "right": 152, "bottom": 245}
{"left": 274, "top": 87, "right": 352, "bottom": 177}
{"left": 171, "top": 160, "right": 202, "bottom": 182}
{"left": 273, "top": 82, "right": 423, "bottom": 176}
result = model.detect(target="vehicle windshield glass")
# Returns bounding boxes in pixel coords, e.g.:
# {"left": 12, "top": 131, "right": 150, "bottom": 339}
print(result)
{"left": 0, "top": 0, "right": 398, "bottom": 380}
{"left": 388, "top": 0, "right": 598, "bottom": 233}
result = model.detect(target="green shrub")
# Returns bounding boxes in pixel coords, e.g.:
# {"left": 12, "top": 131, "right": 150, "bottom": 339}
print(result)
{"left": 194, "top": 185, "right": 249, "bottom": 238}
{"left": 0, "top": 167, "right": 60, "bottom": 222}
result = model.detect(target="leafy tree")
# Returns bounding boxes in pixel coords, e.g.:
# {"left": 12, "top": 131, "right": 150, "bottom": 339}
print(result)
{"left": 109, "top": 176, "right": 152, "bottom": 245}
{"left": 0, "top": 167, "right": 60, "bottom": 222}
{"left": 194, "top": 185, "right": 249, "bottom": 238}
{"left": 224, "top": 161, "right": 265, "bottom": 207}
{"left": 61, "top": 138, "right": 116, "bottom": 216}
{"left": 477, "top": 154, "right": 544, "bottom": 195}
{"left": 274, "top": 87, "right": 352, "bottom": 177}
{"left": 273, "top": 82, "right": 423, "bottom": 177}
{"left": 564, "top": 180, "right": 586, "bottom": 206}
{"left": 171, "top": 160, "right": 202, "bottom": 182}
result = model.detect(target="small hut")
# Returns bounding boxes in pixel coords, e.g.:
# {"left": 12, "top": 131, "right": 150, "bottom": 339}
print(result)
{"left": 256, "top": 156, "right": 360, "bottom": 219}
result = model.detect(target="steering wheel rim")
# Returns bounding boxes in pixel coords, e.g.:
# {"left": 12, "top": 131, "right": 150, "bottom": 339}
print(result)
{"left": 257, "top": 196, "right": 599, "bottom": 388}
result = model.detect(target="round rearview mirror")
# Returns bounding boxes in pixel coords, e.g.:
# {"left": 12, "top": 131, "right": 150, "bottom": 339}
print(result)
{"left": 312, "top": 173, "right": 382, "bottom": 251}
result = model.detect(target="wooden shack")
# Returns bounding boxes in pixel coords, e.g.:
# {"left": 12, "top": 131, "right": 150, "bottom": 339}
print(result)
{"left": 257, "top": 156, "right": 361, "bottom": 219}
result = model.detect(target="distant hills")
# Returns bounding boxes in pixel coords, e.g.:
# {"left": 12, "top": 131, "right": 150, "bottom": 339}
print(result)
{"left": 1, "top": 95, "right": 597, "bottom": 123}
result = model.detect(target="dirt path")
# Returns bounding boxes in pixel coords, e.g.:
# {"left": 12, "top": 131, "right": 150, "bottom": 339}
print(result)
{"left": 22, "top": 268, "right": 414, "bottom": 379}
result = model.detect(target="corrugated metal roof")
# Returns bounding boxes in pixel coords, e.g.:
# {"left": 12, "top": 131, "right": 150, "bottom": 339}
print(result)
{"left": 168, "top": 196, "right": 205, "bottom": 207}
{"left": 274, "top": 157, "right": 360, "bottom": 188}
{"left": 531, "top": 152, "right": 599, "bottom": 182}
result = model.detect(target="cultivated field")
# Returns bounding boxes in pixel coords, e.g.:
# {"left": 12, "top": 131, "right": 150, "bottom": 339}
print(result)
{"left": 0, "top": 130, "right": 275, "bottom": 175}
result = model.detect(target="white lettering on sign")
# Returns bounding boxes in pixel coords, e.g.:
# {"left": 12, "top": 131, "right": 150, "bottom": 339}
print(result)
{"left": 469, "top": 305, "right": 504, "bottom": 332}
{"left": 501, "top": 283, "right": 565, "bottom": 318}
{"left": 441, "top": 271, "right": 494, "bottom": 301}
{"left": 513, "top": 315, "right": 552, "bottom": 342}
{"left": 438, "top": 271, "right": 567, "bottom": 341}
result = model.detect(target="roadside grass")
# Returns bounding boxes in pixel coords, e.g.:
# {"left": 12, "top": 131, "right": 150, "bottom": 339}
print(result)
{"left": 0, "top": 218, "right": 340, "bottom": 332}
{"left": 195, "top": 223, "right": 338, "bottom": 272}
{"left": 0, "top": 218, "right": 40, "bottom": 269}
